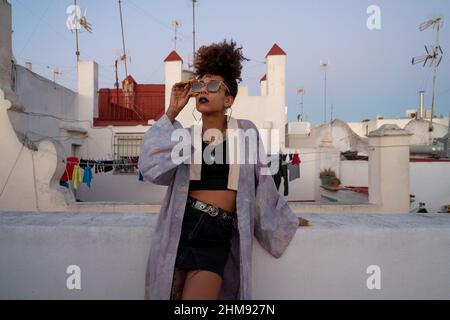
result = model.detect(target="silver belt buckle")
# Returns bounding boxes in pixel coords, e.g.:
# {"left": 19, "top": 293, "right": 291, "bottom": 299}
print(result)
{"left": 194, "top": 199, "right": 219, "bottom": 217}
{"left": 207, "top": 206, "right": 219, "bottom": 217}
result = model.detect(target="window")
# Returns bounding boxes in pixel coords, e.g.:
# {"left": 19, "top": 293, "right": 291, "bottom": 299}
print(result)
{"left": 71, "top": 144, "right": 81, "bottom": 158}
{"left": 113, "top": 134, "right": 144, "bottom": 174}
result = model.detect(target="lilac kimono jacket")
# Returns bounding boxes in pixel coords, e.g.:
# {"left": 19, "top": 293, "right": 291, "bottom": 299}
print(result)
{"left": 138, "top": 113, "right": 299, "bottom": 300}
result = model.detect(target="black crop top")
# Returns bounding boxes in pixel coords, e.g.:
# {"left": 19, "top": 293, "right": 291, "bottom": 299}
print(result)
{"left": 188, "top": 139, "right": 231, "bottom": 191}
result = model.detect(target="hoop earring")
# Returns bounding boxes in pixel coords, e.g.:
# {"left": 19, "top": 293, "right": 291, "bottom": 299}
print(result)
{"left": 192, "top": 107, "right": 202, "bottom": 124}
{"left": 226, "top": 107, "right": 233, "bottom": 123}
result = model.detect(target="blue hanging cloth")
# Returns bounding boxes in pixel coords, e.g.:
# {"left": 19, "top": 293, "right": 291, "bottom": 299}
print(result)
{"left": 83, "top": 165, "right": 93, "bottom": 188}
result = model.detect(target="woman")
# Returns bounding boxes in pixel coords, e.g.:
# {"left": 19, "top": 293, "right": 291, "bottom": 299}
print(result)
{"left": 138, "top": 39, "right": 309, "bottom": 300}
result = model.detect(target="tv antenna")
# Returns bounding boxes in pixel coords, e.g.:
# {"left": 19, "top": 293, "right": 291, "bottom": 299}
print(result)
{"left": 320, "top": 60, "right": 330, "bottom": 124}
{"left": 115, "top": 49, "right": 132, "bottom": 81}
{"left": 118, "top": 0, "right": 129, "bottom": 77}
{"left": 297, "top": 87, "right": 305, "bottom": 122}
{"left": 412, "top": 16, "right": 444, "bottom": 135}
{"left": 67, "top": 0, "right": 93, "bottom": 63}
{"left": 53, "top": 68, "right": 61, "bottom": 83}
{"left": 172, "top": 20, "right": 182, "bottom": 51}
{"left": 187, "top": 0, "right": 199, "bottom": 70}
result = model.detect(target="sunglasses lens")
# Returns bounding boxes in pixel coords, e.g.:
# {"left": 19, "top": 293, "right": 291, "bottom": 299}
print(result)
{"left": 191, "top": 82, "right": 203, "bottom": 92}
{"left": 207, "top": 80, "right": 221, "bottom": 92}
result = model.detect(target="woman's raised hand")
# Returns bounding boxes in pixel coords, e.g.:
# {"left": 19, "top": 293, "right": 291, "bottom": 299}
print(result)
{"left": 166, "top": 81, "right": 195, "bottom": 122}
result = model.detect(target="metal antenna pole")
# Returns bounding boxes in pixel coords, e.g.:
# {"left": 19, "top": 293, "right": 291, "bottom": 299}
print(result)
{"left": 297, "top": 87, "right": 305, "bottom": 122}
{"left": 321, "top": 61, "right": 329, "bottom": 124}
{"left": 118, "top": 0, "right": 128, "bottom": 77}
{"left": 75, "top": 0, "right": 80, "bottom": 63}
{"left": 172, "top": 20, "right": 181, "bottom": 51}
{"left": 192, "top": 0, "right": 197, "bottom": 63}
{"left": 324, "top": 68, "right": 327, "bottom": 123}
{"left": 301, "top": 91, "right": 304, "bottom": 121}
{"left": 174, "top": 23, "right": 178, "bottom": 51}
{"left": 430, "top": 20, "right": 441, "bottom": 133}
{"left": 114, "top": 59, "right": 119, "bottom": 89}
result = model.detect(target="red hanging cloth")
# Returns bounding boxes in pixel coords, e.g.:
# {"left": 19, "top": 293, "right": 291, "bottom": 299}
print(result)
{"left": 60, "top": 157, "right": 79, "bottom": 182}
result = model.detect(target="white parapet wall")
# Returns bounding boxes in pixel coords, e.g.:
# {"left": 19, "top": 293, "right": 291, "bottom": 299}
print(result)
{"left": 0, "top": 211, "right": 449, "bottom": 299}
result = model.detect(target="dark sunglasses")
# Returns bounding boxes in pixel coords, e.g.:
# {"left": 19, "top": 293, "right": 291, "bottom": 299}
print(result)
{"left": 190, "top": 80, "right": 230, "bottom": 94}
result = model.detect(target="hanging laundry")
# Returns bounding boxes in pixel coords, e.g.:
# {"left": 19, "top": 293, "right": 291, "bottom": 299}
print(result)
{"left": 94, "top": 161, "right": 104, "bottom": 174}
{"left": 59, "top": 181, "right": 69, "bottom": 188}
{"left": 60, "top": 157, "right": 79, "bottom": 182}
{"left": 79, "top": 159, "right": 94, "bottom": 169}
{"left": 288, "top": 162, "right": 300, "bottom": 181}
{"left": 97, "top": 160, "right": 113, "bottom": 173}
{"left": 131, "top": 156, "right": 139, "bottom": 168}
{"left": 115, "top": 158, "right": 128, "bottom": 172}
{"left": 72, "top": 164, "right": 83, "bottom": 190}
{"left": 292, "top": 153, "right": 301, "bottom": 165}
{"left": 82, "top": 165, "right": 93, "bottom": 188}
{"left": 272, "top": 154, "right": 289, "bottom": 196}
{"left": 280, "top": 163, "right": 289, "bottom": 196}
{"left": 271, "top": 154, "right": 282, "bottom": 187}
{"left": 94, "top": 160, "right": 114, "bottom": 174}
{"left": 103, "top": 161, "right": 114, "bottom": 173}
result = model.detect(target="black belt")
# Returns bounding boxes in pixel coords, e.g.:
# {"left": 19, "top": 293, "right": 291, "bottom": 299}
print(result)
{"left": 186, "top": 196, "right": 237, "bottom": 222}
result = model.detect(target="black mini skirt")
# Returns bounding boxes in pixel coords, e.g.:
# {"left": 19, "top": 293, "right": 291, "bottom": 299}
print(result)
{"left": 174, "top": 200, "right": 237, "bottom": 279}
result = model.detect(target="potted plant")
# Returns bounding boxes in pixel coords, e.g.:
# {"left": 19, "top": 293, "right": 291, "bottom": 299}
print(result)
{"left": 328, "top": 176, "right": 342, "bottom": 187}
{"left": 319, "top": 168, "right": 340, "bottom": 186}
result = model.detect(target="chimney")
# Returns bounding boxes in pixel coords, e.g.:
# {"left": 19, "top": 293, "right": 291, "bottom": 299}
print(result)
{"left": 25, "top": 62, "right": 32, "bottom": 71}
{"left": 260, "top": 74, "right": 267, "bottom": 96}
{"left": 419, "top": 91, "right": 425, "bottom": 120}
{"left": 77, "top": 61, "right": 99, "bottom": 123}
{"left": 164, "top": 50, "right": 183, "bottom": 112}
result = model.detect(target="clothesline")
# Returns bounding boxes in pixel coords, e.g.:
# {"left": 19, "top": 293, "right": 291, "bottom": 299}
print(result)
{"left": 64, "top": 161, "right": 139, "bottom": 166}
{"left": 59, "top": 156, "right": 144, "bottom": 190}
{"left": 64, "top": 158, "right": 138, "bottom": 164}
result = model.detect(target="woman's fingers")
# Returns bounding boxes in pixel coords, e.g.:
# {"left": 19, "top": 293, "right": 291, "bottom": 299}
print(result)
{"left": 173, "top": 81, "right": 191, "bottom": 89}
{"left": 298, "top": 218, "right": 312, "bottom": 227}
{"left": 173, "top": 82, "right": 191, "bottom": 97}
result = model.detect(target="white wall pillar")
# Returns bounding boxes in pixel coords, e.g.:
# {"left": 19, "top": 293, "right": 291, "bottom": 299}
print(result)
{"left": 0, "top": 0, "right": 12, "bottom": 93}
{"left": 368, "top": 124, "right": 413, "bottom": 213}
{"left": 164, "top": 51, "right": 183, "bottom": 112}
{"left": 77, "top": 61, "right": 99, "bottom": 124}
{"left": 266, "top": 44, "right": 286, "bottom": 149}
{"left": 260, "top": 75, "right": 267, "bottom": 96}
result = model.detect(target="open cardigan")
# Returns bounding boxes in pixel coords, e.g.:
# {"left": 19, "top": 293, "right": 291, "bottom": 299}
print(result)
{"left": 138, "top": 113, "right": 299, "bottom": 300}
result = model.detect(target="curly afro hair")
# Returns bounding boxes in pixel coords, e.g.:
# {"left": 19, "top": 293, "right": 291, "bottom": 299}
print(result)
{"left": 194, "top": 39, "right": 248, "bottom": 99}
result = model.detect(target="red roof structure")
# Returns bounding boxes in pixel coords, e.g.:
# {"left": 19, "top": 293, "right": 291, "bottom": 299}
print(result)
{"left": 266, "top": 44, "right": 287, "bottom": 57}
{"left": 95, "top": 75, "right": 165, "bottom": 126}
{"left": 164, "top": 50, "right": 183, "bottom": 62}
